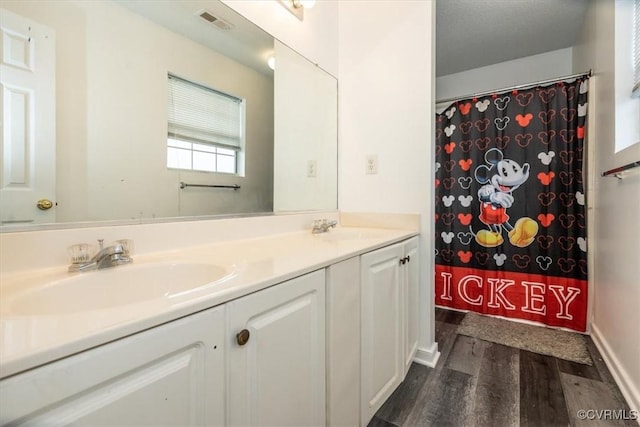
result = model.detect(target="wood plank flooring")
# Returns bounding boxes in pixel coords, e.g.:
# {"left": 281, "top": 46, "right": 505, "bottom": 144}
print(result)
{"left": 369, "top": 308, "right": 637, "bottom": 427}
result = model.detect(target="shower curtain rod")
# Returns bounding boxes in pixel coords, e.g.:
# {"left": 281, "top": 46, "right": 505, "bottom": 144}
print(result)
{"left": 435, "top": 69, "right": 592, "bottom": 106}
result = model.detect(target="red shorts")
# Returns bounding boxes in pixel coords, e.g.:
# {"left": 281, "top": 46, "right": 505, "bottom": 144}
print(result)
{"left": 479, "top": 202, "right": 509, "bottom": 225}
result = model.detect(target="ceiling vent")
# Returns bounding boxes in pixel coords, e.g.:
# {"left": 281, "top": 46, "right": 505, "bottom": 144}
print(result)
{"left": 198, "top": 10, "right": 233, "bottom": 31}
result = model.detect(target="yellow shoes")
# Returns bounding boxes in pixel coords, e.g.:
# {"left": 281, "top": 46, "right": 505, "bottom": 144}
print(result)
{"left": 475, "top": 230, "right": 504, "bottom": 247}
{"left": 475, "top": 217, "right": 539, "bottom": 248}
{"left": 508, "top": 217, "right": 539, "bottom": 247}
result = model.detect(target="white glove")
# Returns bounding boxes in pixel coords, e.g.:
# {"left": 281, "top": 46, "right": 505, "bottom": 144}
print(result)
{"left": 490, "top": 192, "right": 514, "bottom": 208}
{"left": 478, "top": 185, "right": 495, "bottom": 200}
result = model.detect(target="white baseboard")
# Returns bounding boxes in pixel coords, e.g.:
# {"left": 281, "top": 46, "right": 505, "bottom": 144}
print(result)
{"left": 591, "top": 323, "right": 640, "bottom": 414}
{"left": 413, "top": 343, "right": 440, "bottom": 368}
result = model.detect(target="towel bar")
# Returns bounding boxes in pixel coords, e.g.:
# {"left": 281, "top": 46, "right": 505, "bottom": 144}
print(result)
{"left": 179, "top": 182, "right": 240, "bottom": 190}
{"left": 601, "top": 161, "right": 640, "bottom": 179}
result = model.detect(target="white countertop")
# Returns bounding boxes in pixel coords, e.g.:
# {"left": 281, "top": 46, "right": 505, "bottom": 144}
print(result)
{"left": 0, "top": 227, "right": 417, "bottom": 379}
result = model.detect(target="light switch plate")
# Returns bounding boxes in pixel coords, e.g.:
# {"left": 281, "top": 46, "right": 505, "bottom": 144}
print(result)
{"left": 366, "top": 155, "right": 378, "bottom": 175}
{"left": 307, "top": 160, "right": 317, "bottom": 177}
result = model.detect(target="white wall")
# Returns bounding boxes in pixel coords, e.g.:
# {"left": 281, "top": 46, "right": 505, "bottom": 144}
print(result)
{"left": 273, "top": 40, "right": 338, "bottom": 211}
{"left": 572, "top": 0, "right": 640, "bottom": 412}
{"left": 3, "top": 0, "right": 274, "bottom": 222}
{"left": 436, "top": 48, "right": 574, "bottom": 103}
{"left": 338, "top": 1, "right": 438, "bottom": 365}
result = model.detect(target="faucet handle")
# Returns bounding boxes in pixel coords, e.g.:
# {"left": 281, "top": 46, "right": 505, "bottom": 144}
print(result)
{"left": 68, "top": 243, "right": 91, "bottom": 264}
{"left": 117, "top": 239, "right": 134, "bottom": 255}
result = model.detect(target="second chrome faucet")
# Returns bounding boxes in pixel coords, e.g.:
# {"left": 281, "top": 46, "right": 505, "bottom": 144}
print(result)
{"left": 312, "top": 219, "right": 337, "bottom": 234}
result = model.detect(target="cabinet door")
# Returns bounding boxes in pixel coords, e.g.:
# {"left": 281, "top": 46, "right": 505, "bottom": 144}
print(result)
{"left": 360, "top": 243, "right": 403, "bottom": 425}
{"left": 0, "top": 306, "right": 225, "bottom": 426}
{"left": 227, "top": 270, "right": 325, "bottom": 427}
{"left": 403, "top": 236, "right": 419, "bottom": 375}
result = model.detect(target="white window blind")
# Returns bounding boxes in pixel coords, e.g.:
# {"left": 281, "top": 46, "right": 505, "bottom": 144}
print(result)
{"left": 634, "top": 0, "right": 640, "bottom": 97}
{"left": 167, "top": 74, "right": 244, "bottom": 150}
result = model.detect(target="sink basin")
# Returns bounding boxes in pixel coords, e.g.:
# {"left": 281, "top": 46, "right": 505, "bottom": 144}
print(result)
{"left": 315, "top": 227, "right": 390, "bottom": 241}
{"left": 1, "top": 262, "right": 233, "bottom": 316}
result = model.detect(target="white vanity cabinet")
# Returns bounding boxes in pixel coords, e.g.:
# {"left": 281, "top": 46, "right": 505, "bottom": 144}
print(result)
{"left": 360, "top": 236, "right": 419, "bottom": 426}
{"left": 0, "top": 271, "right": 327, "bottom": 427}
{"left": 0, "top": 231, "right": 420, "bottom": 427}
{"left": 226, "top": 269, "right": 326, "bottom": 427}
{"left": 0, "top": 306, "right": 226, "bottom": 426}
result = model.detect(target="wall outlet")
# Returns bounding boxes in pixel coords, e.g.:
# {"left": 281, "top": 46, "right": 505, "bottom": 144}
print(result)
{"left": 307, "top": 160, "right": 317, "bottom": 177}
{"left": 366, "top": 155, "right": 378, "bottom": 175}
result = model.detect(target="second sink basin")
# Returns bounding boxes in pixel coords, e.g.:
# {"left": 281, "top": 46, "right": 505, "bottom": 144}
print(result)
{"left": 1, "top": 262, "right": 234, "bottom": 316}
{"left": 315, "top": 227, "right": 391, "bottom": 242}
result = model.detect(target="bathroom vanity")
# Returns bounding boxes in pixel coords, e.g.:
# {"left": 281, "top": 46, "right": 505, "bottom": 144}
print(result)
{"left": 0, "top": 223, "right": 420, "bottom": 426}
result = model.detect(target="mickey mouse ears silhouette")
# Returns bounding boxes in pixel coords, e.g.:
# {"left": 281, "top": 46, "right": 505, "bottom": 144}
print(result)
{"left": 475, "top": 148, "right": 504, "bottom": 184}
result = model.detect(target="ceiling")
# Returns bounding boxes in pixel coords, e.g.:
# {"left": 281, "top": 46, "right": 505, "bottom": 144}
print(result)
{"left": 116, "top": 0, "right": 274, "bottom": 76}
{"left": 436, "top": 0, "right": 589, "bottom": 77}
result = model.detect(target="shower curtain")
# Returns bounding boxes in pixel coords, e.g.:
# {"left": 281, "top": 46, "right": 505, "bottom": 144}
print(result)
{"left": 434, "top": 77, "right": 589, "bottom": 332}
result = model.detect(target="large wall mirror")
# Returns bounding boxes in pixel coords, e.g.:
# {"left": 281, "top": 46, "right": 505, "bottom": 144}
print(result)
{"left": 0, "top": 0, "right": 337, "bottom": 230}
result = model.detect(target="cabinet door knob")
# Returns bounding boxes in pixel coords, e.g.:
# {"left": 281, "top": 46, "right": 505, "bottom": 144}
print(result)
{"left": 236, "top": 329, "right": 250, "bottom": 346}
{"left": 406, "top": 255, "right": 410, "bottom": 263}
{"left": 399, "top": 258, "right": 405, "bottom": 265}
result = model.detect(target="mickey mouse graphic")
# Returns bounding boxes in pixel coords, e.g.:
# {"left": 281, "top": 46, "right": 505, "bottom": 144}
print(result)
{"left": 474, "top": 148, "right": 538, "bottom": 248}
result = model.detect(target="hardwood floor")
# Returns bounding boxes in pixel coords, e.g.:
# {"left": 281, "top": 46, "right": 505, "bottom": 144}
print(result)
{"left": 369, "top": 308, "right": 637, "bottom": 427}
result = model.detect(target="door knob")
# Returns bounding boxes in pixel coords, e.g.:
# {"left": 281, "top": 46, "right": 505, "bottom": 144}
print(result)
{"left": 236, "top": 329, "right": 250, "bottom": 346}
{"left": 36, "top": 199, "right": 54, "bottom": 210}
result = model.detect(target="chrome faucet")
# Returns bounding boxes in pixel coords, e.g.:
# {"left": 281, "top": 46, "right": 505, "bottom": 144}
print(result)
{"left": 68, "top": 239, "right": 133, "bottom": 272}
{"left": 312, "top": 219, "right": 338, "bottom": 234}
